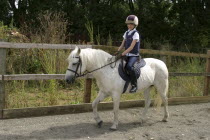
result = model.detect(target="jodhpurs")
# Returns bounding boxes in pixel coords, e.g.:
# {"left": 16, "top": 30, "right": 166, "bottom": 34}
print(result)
{"left": 125, "top": 56, "right": 139, "bottom": 71}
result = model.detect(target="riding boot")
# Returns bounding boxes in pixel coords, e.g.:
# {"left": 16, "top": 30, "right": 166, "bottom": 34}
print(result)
{"left": 129, "top": 67, "right": 137, "bottom": 93}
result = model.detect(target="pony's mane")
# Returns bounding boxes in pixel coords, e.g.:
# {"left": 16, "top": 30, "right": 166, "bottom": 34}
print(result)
{"left": 67, "top": 48, "right": 113, "bottom": 69}
{"left": 80, "top": 48, "right": 112, "bottom": 68}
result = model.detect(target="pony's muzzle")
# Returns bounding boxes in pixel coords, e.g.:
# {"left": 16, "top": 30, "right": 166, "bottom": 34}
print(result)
{"left": 65, "top": 75, "right": 75, "bottom": 84}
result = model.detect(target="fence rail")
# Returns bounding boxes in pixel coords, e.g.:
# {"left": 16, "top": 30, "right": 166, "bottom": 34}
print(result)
{"left": 1, "top": 73, "right": 210, "bottom": 81}
{"left": 3, "top": 96, "right": 210, "bottom": 119}
{"left": 0, "top": 41, "right": 210, "bottom": 119}
{"left": 0, "top": 42, "right": 208, "bottom": 57}
{"left": 141, "top": 49, "right": 208, "bottom": 58}
{"left": 93, "top": 45, "right": 209, "bottom": 58}
{"left": 0, "top": 42, "right": 91, "bottom": 49}
{"left": 0, "top": 74, "right": 65, "bottom": 81}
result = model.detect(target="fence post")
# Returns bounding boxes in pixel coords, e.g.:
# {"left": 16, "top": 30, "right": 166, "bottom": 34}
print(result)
{"left": 0, "top": 48, "right": 6, "bottom": 119}
{"left": 204, "top": 50, "right": 210, "bottom": 96}
{"left": 84, "top": 78, "right": 92, "bottom": 103}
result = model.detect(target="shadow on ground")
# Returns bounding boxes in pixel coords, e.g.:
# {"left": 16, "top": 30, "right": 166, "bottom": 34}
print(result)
{"left": 0, "top": 120, "right": 163, "bottom": 140}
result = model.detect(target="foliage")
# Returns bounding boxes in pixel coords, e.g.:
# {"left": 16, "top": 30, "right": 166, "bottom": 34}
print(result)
{"left": 0, "top": 21, "right": 9, "bottom": 41}
{"left": 85, "top": 18, "right": 94, "bottom": 44}
{"left": 95, "top": 26, "right": 101, "bottom": 45}
{"left": 6, "top": 11, "right": 70, "bottom": 107}
{"left": 0, "top": 0, "right": 10, "bottom": 24}
{"left": 1, "top": 0, "right": 209, "bottom": 52}
{"left": 107, "top": 32, "right": 113, "bottom": 46}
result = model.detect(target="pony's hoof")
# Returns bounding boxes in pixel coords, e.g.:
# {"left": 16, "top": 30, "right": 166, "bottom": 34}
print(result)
{"left": 162, "top": 119, "right": 168, "bottom": 122}
{"left": 98, "top": 120, "right": 103, "bottom": 128}
{"left": 109, "top": 125, "right": 117, "bottom": 131}
{"left": 109, "top": 127, "right": 117, "bottom": 131}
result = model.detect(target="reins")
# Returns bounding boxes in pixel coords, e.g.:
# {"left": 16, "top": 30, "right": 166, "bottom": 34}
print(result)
{"left": 67, "top": 55, "right": 121, "bottom": 78}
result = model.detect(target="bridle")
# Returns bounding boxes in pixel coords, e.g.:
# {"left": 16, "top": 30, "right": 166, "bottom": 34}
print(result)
{"left": 66, "top": 56, "right": 120, "bottom": 78}
{"left": 67, "top": 56, "right": 83, "bottom": 78}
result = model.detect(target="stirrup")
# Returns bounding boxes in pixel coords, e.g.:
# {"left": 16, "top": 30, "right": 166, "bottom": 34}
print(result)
{"left": 129, "top": 85, "right": 137, "bottom": 93}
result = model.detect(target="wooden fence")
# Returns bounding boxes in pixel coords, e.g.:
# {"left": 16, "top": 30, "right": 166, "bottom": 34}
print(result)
{"left": 0, "top": 42, "right": 210, "bottom": 119}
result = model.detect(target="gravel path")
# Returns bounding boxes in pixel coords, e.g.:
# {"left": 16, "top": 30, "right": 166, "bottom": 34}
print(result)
{"left": 0, "top": 103, "right": 210, "bottom": 140}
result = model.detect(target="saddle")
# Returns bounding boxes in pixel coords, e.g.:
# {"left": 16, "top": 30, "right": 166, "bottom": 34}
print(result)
{"left": 118, "top": 57, "right": 146, "bottom": 93}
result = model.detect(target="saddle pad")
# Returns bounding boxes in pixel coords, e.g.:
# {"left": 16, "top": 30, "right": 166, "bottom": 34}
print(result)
{"left": 118, "top": 59, "right": 146, "bottom": 82}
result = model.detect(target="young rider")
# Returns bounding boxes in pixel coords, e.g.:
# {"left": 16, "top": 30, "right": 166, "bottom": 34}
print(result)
{"left": 117, "top": 15, "right": 140, "bottom": 93}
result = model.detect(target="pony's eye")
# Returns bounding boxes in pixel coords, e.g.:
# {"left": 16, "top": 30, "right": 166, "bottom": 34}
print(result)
{"left": 72, "top": 62, "right": 78, "bottom": 65}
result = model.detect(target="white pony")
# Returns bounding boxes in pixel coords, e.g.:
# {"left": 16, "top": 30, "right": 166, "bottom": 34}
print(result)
{"left": 65, "top": 47, "right": 169, "bottom": 130}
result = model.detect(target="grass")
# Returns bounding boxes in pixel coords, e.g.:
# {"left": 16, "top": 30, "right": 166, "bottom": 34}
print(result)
{"left": 5, "top": 80, "right": 145, "bottom": 108}
{"left": 5, "top": 70, "right": 205, "bottom": 109}
{"left": 6, "top": 80, "right": 84, "bottom": 108}
{"left": 169, "top": 77, "right": 204, "bottom": 97}
{"left": 168, "top": 57, "right": 205, "bottom": 97}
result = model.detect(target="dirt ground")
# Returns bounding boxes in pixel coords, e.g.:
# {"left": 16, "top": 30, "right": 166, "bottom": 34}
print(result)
{"left": 0, "top": 102, "right": 210, "bottom": 140}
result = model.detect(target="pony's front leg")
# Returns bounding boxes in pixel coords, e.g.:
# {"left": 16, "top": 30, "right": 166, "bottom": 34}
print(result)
{"left": 92, "top": 91, "right": 106, "bottom": 128}
{"left": 110, "top": 93, "right": 121, "bottom": 131}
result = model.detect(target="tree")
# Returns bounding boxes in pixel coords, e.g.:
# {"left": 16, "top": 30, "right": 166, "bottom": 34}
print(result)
{"left": 0, "top": 0, "right": 209, "bottom": 52}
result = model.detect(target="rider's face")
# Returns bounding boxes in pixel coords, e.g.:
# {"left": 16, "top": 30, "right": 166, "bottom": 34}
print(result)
{"left": 127, "top": 23, "right": 135, "bottom": 30}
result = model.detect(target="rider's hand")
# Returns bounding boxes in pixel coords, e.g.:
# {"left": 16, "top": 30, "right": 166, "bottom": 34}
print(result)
{"left": 114, "top": 51, "right": 120, "bottom": 56}
{"left": 115, "top": 53, "right": 122, "bottom": 60}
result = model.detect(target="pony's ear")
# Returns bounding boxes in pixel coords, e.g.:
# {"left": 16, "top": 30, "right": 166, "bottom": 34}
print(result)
{"left": 77, "top": 47, "right": 81, "bottom": 55}
{"left": 74, "top": 46, "right": 78, "bottom": 51}
{"left": 74, "top": 46, "right": 81, "bottom": 55}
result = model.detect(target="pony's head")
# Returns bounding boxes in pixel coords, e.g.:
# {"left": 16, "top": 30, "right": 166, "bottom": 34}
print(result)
{"left": 65, "top": 47, "right": 113, "bottom": 84}
{"left": 65, "top": 47, "right": 86, "bottom": 84}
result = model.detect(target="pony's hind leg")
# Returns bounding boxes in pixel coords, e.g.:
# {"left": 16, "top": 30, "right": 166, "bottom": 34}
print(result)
{"left": 141, "top": 86, "right": 152, "bottom": 122}
{"left": 92, "top": 91, "right": 106, "bottom": 128}
{"left": 156, "top": 79, "right": 169, "bottom": 122}
{"left": 160, "top": 94, "right": 169, "bottom": 122}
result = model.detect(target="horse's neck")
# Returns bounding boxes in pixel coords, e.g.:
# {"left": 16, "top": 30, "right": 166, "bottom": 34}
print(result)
{"left": 83, "top": 49, "right": 111, "bottom": 71}
{"left": 84, "top": 50, "right": 119, "bottom": 80}
{"left": 82, "top": 50, "right": 123, "bottom": 92}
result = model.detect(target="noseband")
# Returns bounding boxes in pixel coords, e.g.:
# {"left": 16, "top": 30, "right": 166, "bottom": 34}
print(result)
{"left": 67, "top": 56, "right": 82, "bottom": 78}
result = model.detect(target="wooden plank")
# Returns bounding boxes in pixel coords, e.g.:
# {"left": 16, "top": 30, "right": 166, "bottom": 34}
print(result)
{"left": 2, "top": 96, "right": 210, "bottom": 119}
{"left": 1, "top": 73, "right": 210, "bottom": 81}
{"left": 0, "top": 48, "right": 6, "bottom": 118}
{"left": 93, "top": 45, "right": 208, "bottom": 58}
{"left": 169, "top": 73, "right": 210, "bottom": 77}
{"left": 0, "top": 42, "right": 92, "bottom": 49}
{"left": 140, "top": 49, "right": 208, "bottom": 58}
{"left": 204, "top": 50, "right": 210, "bottom": 96}
{"left": 168, "top": 96, "right": 210, "bottom": 105}
{"left": 1, "top": 74, "right": 65, "bottom": 81}
{"left": 84, "top": 79, "right": 92, "bottom": 103}
{"left": 3, "top": 104, "right": 93, "bottom": 119}
{"left": 0, "top": 42, "right": 207, "bottom": 57}
{"left": 2, "top": 100, "right": 144, "bottom": 119}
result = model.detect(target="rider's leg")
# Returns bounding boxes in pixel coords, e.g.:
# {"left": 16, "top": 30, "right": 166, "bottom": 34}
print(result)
{"left": 129, "top": 67, "right": 137, "bottom": 93}
{"left": 126, "top": 56, "right": 139, "bottom": 93}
